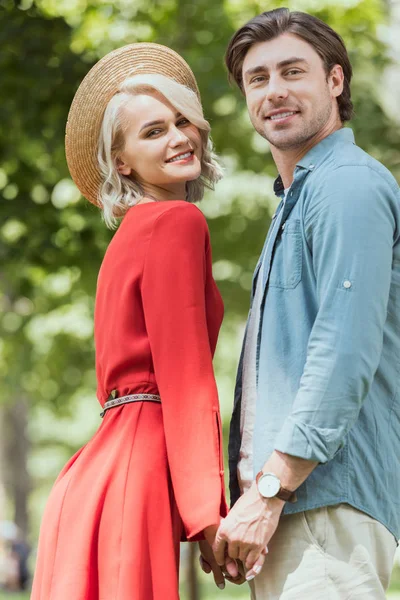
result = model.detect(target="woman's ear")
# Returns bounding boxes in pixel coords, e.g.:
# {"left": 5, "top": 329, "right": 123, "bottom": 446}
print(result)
{"left": 116, "top": 156, "right": 131, "bottom": 176}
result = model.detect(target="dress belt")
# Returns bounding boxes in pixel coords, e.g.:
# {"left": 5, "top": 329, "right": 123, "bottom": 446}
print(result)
{"left": 100, "top": 393, "right": 161, "bottom": 418}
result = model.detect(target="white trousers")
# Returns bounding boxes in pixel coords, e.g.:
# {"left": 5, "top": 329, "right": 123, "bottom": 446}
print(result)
{"left": 249, "top": 504, "right": 397, "bottom": 600}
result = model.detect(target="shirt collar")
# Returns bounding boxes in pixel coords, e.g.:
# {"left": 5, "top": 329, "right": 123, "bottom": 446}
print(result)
{"left": 273, "top": 127, "right": 356, "bottom": 196}
{"left": 296, "top": 127, "right": 355, "bottom": 170}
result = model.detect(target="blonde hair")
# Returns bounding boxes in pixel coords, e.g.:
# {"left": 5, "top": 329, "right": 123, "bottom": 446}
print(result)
{"left": 97, "top": 73, "right": 223, "bottom": 228}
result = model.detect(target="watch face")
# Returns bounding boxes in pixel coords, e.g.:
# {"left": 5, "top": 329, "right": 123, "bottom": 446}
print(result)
{"left": 258, "top": 473, "right": 281, "bottom": 498}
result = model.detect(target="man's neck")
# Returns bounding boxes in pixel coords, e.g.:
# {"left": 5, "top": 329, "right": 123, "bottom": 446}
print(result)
{"left": 271, "top": 122, "right": 343, "bottom": 189}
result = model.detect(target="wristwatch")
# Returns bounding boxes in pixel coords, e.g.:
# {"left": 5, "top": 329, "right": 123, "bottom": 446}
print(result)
{"left": 256, "top": 471, "right": 297, "bottom": 503}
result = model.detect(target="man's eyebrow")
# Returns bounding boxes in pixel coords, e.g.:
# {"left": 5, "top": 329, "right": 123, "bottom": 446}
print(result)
{"left": 277, "top": 57, "right": 308, "bottom": 68}
{"left": 244, "top": 57, "right": 308, "bottom": 80}
{"left": 139, "top": 112, "right": 182, "bottom": 133}
{"left": 244, "top": 65, "right": 266, "bottom": 80}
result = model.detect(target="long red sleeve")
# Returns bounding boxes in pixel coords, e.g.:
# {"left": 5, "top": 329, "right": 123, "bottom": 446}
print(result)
{"left": 141, "top": 203, "right": 227, "bottom": 539}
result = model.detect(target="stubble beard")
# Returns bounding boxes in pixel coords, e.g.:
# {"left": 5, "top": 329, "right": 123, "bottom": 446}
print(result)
{"left": 254, "top": 95, "right": 333, "bottom": 151}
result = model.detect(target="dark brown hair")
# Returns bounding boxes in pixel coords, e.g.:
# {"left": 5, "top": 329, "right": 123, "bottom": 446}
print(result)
{"left": 225, "top": 7, "right": 353, "bottom": 122}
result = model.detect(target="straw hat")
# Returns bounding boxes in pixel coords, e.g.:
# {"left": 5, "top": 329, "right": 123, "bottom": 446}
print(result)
{"left": 65, "top": 43, "right": 200, "bottom": 206}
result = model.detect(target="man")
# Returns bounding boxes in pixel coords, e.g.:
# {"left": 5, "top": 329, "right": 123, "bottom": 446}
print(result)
{"left": 214, "top": 8, "right": 400, "bottom": 599}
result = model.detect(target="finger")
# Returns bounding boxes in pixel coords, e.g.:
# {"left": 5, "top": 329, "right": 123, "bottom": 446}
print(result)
{"left": 227, "top": 542, "right": 240, "bottom": 560}
{"left": 236, "top": 558, "right": 246, "bottom": 575}
{"left": 212, "top": 535, "right": 227, "bottom": 566}
{"left": 225, "top": 572, "right": 247, "bottom": 586}
{"left": 211, "top": 564, "right": 225, "bottom": 590}
{"left": 228, "top": 560, "right": 247, "bottom": 586}
{"left": 246, "top": 545, "right": 268, "bottom": 570}
{"left": 199, "top": 555, "right": 212, "bottom": 574}
{"left": 224, "top": 555, "right": 239, "bottom": 579}
{"left": 245, "top": 548, "right": 260, "bottom": 571}
{"left": 238, "top": 546, "right": 251, "bottom": 565}
{"left": 245, "top": 553, "right": 266, "bottom": 582}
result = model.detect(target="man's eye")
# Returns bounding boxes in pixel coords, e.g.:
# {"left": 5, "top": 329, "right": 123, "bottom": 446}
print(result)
{"left": 286, "top": 69, "right": 301, "bottom": 76}
{"left": 251, "top": 76, "right": 266, "bottom": 84}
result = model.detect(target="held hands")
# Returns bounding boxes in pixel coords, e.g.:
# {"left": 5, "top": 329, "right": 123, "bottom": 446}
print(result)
{"left": 213, "top": 483, "right": 285, "bottom": 581}
{"left": 198, "top": 540, "right": 245, "bottom": 588}
{"left": 199, "top": 525, "right": 245, "bottom": 589}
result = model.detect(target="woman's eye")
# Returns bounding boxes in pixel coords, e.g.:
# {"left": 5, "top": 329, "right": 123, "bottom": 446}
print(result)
{"left": 177, "top": 118, "right": 190, "bottom": 126}
{"left": 147, "top": 128, "right": 162, "bottom": 137}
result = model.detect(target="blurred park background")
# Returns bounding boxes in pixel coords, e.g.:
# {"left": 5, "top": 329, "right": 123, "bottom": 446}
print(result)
{"left": 1, "top": 0, "right": 400, "bottom": 596}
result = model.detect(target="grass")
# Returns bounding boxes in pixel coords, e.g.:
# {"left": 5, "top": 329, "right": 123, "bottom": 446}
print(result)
{"left": 0, "top": 589, "right": 400, "bottom": 599}
{"left": 2, "top": 564, "right": 399, "bottom": 599}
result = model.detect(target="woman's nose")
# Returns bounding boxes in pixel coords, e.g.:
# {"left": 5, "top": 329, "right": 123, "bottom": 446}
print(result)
{"left": 169, "top": 126, "right": 188, "bottom": 146}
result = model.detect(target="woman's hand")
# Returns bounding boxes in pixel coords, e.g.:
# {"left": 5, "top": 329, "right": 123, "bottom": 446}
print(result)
{"left": 198, "top": 540, "right": 226, "bottom": 589}
{"left": 198, "top": 540, "right": 245, "bottom": 588}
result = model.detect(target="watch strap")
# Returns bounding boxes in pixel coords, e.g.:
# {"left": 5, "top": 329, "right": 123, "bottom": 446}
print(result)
{"left": 276, "top": 487, "right": 297, "bottom": 503}
{"left": 256, "top": 470, "right": 297, "bottom": 503}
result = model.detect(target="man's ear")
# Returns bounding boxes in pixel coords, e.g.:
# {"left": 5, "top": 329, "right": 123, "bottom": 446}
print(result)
{"left": 329, "top": 64, "right": 344, "bottom": 99}
{"left": 116, "top": 156, "right": 131, "bottom": 176}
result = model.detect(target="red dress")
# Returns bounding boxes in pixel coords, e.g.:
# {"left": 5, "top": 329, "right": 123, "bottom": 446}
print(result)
{"left": 31, "top": 201, "right": 228, "bottom": 600}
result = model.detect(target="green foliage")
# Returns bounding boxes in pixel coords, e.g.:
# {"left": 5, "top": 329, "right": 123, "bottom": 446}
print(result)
{"left": 0, "top": 2, "right": 105, "bottom": 413}
{"left": 1, "top": 0, "right": 400, "bottom": 543}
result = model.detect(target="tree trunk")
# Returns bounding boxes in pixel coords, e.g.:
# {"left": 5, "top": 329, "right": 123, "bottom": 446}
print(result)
{"left": 187, "top": 542, "right": 200, "bottom": 600}
{"left": 1, "top": 396, "right": 31, "bottom": 539}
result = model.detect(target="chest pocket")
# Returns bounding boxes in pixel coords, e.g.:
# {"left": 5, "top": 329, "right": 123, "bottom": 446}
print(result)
{"left": 269, "top": 219, "right": 302, "bottom": 289}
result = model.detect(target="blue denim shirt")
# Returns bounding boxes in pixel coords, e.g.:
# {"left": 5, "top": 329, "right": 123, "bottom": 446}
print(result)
{"left": 229, "top": 128, "right": 400, "bottom": 540}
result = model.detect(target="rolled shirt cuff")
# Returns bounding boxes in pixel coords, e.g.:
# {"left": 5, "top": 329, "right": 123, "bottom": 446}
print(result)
{"left": 274, "top": 416, "right": 345, "bottom": 463}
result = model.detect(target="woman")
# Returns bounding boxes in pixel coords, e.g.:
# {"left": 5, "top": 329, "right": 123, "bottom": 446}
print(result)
{"left": 31, "top": 43, "right": 241, "bottom": 599}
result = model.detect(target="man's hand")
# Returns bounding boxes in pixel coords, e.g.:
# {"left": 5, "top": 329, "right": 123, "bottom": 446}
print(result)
{"left": 213, "top": 483, "right": 285, "bottom": 580}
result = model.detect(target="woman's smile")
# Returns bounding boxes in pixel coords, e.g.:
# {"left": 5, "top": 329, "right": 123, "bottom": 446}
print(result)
{"left": 117, "top": 93, "right": 202, "bottom": 198}
{"left": 165, "top": 150, "right": 195, "bottom": 164}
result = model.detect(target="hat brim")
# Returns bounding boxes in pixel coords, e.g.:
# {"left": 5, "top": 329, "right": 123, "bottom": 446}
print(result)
{"left": 65, "top": 43, "right": 200, "bottom": 206}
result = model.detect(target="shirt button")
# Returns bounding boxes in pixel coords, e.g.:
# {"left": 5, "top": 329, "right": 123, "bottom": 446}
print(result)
{"left": 309, "top": 164, "right": 315, "bottom": 170}
{"left": 343, "top": 280, "right": 352, "bottom": 289}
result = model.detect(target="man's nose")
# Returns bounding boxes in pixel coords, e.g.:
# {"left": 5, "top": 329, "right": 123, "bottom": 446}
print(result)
{"left": 265, "top": 76, "right": 289, "bottom": 103}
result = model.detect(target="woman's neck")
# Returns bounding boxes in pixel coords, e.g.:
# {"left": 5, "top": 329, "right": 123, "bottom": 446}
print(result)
{"left": 138, "top": 181, "right": 186, "bottom": 203}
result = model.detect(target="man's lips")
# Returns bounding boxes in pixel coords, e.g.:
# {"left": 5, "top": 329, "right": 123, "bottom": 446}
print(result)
{"left": 265, "top": 110, "right": 299, "bottom": 121}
